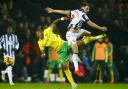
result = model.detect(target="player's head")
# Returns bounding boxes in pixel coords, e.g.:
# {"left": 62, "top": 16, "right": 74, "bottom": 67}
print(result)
{"left": 104, "top": 38, "right": 109, "bottom": 43}
{"left": 98, "top": 38, "right": 103, "bottom": 43}
{"left": 81, "top": 2, "right": 90, "bottom": 13}
{"left": 36, "top": 30, "right": 44, "bottom": 39}
{"left": 6, "top": 24, "right": 13, "bottom": 35}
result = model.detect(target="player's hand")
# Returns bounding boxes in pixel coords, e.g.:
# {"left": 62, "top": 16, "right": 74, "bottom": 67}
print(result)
{"left": 60, "top": 17, "right": 69, "bottom": 21}
{"left": 100, "top": 26, "right": 107, "bottom": 32}
{"left": 45, "top": 7, "right": 54, "bottom": 13}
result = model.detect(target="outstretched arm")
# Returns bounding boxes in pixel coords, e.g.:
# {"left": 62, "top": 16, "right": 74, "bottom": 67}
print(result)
{"left": 49, "top": 17, "right": 69, "bottom": 30}
{"left": 87, "top": 20, "right": 107, "bottom": 32}
{"left": 45, "top": 7, "right": 70, "bottom": 15}
{"left": 38, "top": 40, "right": 46, "bottom": 58}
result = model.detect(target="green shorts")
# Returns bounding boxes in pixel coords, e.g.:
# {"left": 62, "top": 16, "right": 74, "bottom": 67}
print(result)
{"left": 57, "top": 42, "right": 71, "bottom": 64}
{"left": 49, "top": 60, "right": 61, "bottom": 69}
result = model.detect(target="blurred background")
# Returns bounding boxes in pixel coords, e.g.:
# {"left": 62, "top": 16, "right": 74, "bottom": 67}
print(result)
{"left": 0, "top": 0, "right": 128, "bottom": 83}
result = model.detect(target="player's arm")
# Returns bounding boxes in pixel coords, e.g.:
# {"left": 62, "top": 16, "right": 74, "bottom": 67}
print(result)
{"left": 38, "top": 40, "right": 46, "bottom": 58}
{"left": 45, "top": 7, "right": 70, "bottom": 15}
{"left": 0, "top": 36, "right": 3, "bottom": 49}
{"left": 108, "top": 43, "right": 113, "bottom": 57}
{"left": 49, "top": 17, "right": 69, "bottom": 30}
{"left": 105, "top": 45, "right": 108, "bottom": 63}
{"left": 0, "top": 36, "right": 7, "bottom": 53}
{"left": 110, "top": 43, "right": 113, "bottom": 54}
{"left": 87, "top": 20, "right": 107, "bottom": 32}
{"left": 14, "top": 35, "right": 19, "bottom": 50}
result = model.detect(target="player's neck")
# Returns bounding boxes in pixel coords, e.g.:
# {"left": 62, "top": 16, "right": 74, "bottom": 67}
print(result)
{"left": 79, "top": 8, "right": 84, "bottom": 12}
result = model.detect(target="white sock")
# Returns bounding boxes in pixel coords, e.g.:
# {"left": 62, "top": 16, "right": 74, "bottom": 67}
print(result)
{"left": 72, "top": 54, "right": 79, "bottom": 71}
{"left": 1, "top": 70, "right": 5, "bottom": 80}
{"left": 7, "top": 66, "right": 13, "bottom": 83}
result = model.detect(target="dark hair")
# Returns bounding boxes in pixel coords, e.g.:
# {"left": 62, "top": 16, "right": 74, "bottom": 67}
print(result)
{"left": 81, "top": 2, "right": 90, "bottom": 7}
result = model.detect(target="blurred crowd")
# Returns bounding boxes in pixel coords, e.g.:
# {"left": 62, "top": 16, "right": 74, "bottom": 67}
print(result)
{"left": 0, "top": 0, "right": 128, "bottom": 83}
{"left": 89, "top": 0, "right": 128, "bottom": 31}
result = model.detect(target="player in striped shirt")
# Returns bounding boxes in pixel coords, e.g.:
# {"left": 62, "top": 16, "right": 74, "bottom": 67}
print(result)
{"left": 45, "top": 2, "right": 107, "bottom": 76}
{"left": 0, "top": 25, "right": 19, "bottom": 85}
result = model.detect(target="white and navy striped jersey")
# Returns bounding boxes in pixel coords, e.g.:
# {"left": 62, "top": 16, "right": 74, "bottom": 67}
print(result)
{"left": 0, "top": 34, "right": 19, "bottom": 59}
{"left": 68, "top": 9, "right": 90, "bottom": 30}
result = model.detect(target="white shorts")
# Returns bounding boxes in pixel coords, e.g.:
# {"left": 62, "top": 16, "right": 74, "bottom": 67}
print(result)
{"left": 66, "top": 29, "right": 90, "bottom": 45}
{"left": 66, "top": 31, "right": 77, "bottom": 45}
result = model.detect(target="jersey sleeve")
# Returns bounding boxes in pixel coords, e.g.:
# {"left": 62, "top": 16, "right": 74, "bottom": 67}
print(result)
{"left": 43, "top": 28, "right": 51, "bottom": 44}
{"left": 69, "top": 10, "right": 75, "bottom": 19}
{"left": 38, "top": 39, "right": 45, "bottom": 53}
{"left": 47, "top": 25, "right": 54, "bottom": 31}
{"left": 14, "top": 35, "right": 19, "bottom": 50}
{"left": 0, "top": 35, "right": 4, "bottom": 49}
{"left": 82, "top": 14, "right": 90, "bottom": 22}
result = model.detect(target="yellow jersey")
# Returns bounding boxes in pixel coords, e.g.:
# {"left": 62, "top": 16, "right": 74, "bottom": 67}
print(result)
{"left": 38, "top": 26, "right": 64, "bottom": 52}
{"left": 38, "top": 39, "right": 45, "bottom": 53}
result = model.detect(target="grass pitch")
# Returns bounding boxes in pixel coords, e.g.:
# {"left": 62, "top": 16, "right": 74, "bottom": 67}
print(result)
{"left": 0, "top": 83, "right": 128, "bottom": 89}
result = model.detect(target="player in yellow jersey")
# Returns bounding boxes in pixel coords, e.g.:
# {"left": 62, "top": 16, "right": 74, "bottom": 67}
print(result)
{"left": 104, "top": 38, "right": 114, "bottom": 83}
{"left": 36, "top": 17, "right": 106, "bottom": 89}
{"left": 47, "top": 48, "right": 64, "bottom": 82}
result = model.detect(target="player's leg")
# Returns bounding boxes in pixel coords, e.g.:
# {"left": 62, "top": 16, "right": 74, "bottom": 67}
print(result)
{"left": 62, "top": 61, "right": 77, "bottom": 89}
{"left": 66, "top": 31, "right": 83, "bottom": 76}
{"left": 99, "top": 61, "right": 104, "bottom": 83}
{"left": 47, "top": 60, "right": 55, "bottom": 82}
{"left": 7, "top": 57, "right": 15, "bottom": 85}
{"left": 47, "top": 68, "right": 53, "bottom": 82}
{"left": 57, "top": 63, "right": 64, "bottom": 82}
{"left": 7, "top": 65, "right": 14, "bottom": 85}
{"left": 108, "top": 60, "right": 114, "bottom": 83}
{"left": 94, "top": 61, "right": 100, "bottom": 83}
{"left": 58, "top": 68, "right": 64, "bottom": 81}
{"left": 77, "top": 34, "right": 106, "bottom": 46}
{"left": 76, "top": 29, "right": 91, "bottom": 38}
{"left": 1, "top": 57, "right": 14, "bottom": 85}
{"left": 82, "top": 34, "right": 106, "bottom": 45}
{"left": 57, "top": 42, "right": 77, "bottom": 89}
{"left": 0, "top": 60, "right": 6, "bottom": 81}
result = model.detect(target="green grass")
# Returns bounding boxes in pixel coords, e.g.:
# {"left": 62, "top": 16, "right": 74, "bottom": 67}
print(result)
{"left": 0, "top": 83, "right": 128, "bottom": 89}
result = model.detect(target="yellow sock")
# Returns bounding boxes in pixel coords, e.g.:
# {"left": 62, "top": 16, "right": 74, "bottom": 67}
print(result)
{"left": 99, "top": 70, "right": 102, "bottom": 81}
{"left": 64, "top": 69, "right": 75, "bottom": 85}
{"left": 82, "top": 34, "right": 106, "bottom": 45}
{"left": 95, "top": 34, "right": 106, "bottom": 39}
{"left": 59, "top": 68, "right": 63, "bottom": 80}
{"left": 82, "top": 36, "right": 92, "bottom": 44}
{"left": 110, "top": 69, "right": 114, "bottom": 81}
{"left": 47, "top": 69, "right": 52, "bottom": 81}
